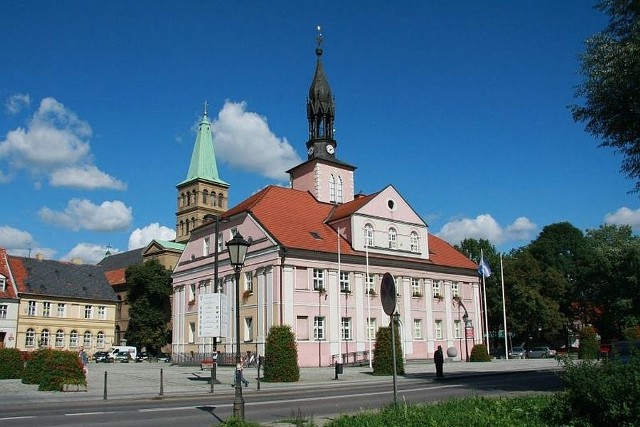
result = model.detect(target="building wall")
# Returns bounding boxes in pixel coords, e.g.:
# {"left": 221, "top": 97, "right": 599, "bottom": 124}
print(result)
{"left": 0, "top": 300, "right": 19, "bottom": 348}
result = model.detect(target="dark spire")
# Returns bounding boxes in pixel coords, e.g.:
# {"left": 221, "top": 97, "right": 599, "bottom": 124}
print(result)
{"left": 306, "top": 25, "right": 336, "bottom": 159}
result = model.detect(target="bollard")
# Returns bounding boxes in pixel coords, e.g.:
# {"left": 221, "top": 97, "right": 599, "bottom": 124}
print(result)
{"left": 210, "top": 362, "right": 215, "bottom": 393}
{"left": 159, "top": 368, "right": 164, "bottom": 397}
{"left": 103, "top": 371, "right": 107, "bottom": 400}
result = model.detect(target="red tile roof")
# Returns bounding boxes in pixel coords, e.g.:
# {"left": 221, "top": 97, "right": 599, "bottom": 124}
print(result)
{"left": 225, "top": 185, "right": 477, "bottom": 271}
{"left": 0, "top": 248, "right": 18, "bottom": 299}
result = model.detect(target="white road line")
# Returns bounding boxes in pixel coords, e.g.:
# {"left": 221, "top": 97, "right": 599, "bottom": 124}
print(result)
{"left": 0, "top": 416, "right": 35, "bottom": 421}
{"left": 139, "top": 406, "right": 195, "bottom": 413}
{"left": 66, "top": 412, "right": 114, "bottom": 416}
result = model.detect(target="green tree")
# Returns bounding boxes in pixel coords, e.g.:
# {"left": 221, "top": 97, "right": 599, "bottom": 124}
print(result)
{"left": 125, "top": 259, "right": 172, "bottom": 354}
{"left": 571, "top": 0, "right": 640, "bottom": 193}
{"left": 372, "top": 318, "right": 404, "bottom": 376}
{"left": 263, "top": 325, "right": 299, "bottom": 382}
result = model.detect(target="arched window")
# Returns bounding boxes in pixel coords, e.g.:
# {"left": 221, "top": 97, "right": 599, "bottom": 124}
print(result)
{"left": 202, "top": 190, "right": 209, "bottom": 204}
{"left": 329, "top": 175, "right": 336, "bottom": 203}
{"left": 218, "top": 193, "right": 223, "bottom": 208}
{"left": 83, "top": 331, "right": 92, "bottom": 348}
{"left": 69, "top": 330, "right": 79, "bottom": 348}
{"left": 211, "top": 191, "right": 217, "bottom": 207}
{"left": 388, "top": 227, "right": 397, "bottom": 249}
{"left": 181, "top": 193, "right": 186, "bottom": 207}
{"left": 186, "top": 192, "right": 191, "bottom": 206}
{"left": 364, "top": 223, "right": 374, "bottom": 248}
{"left": 55, "top": 330, "right": 64, "bottom": 347}
{"left": 25, "top": 328, "right": 35, "bottom": 347}
{"left": 336, "top": 175, "right": 343, "bottom": 203}
{"left": 410, "top": 231, "right": 419, "bottom": 252}
{"left": 97, "top": 331, "right": 105, "bottom": 349}
{"left": 40, "top": 329, "right": 50, "bottom": 347}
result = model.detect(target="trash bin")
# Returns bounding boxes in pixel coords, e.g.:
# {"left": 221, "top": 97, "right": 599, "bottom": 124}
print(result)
{"left": 335, "top": 362, "right": 343, "bottom": 375}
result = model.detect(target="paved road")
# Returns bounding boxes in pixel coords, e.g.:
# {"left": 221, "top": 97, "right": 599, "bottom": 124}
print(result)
{"left": 0, "top": 358, "right": 561, "bottom": 406}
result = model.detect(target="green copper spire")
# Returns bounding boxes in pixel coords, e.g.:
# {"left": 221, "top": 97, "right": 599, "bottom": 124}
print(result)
{"left": 179, "top": 105, "right": 227, "bottom": 186}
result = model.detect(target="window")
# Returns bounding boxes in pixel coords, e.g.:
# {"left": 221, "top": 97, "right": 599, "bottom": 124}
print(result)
{"left": 340, "top": 271, "right": 350, "bottom": 293}
{"left": 190, "top": 283, "right": 196, "bottom": 302}
{"left": 364, "top": 223, "right": 374, "bottom": 248}
{"left": 411, "top": 278, "right": 422, "bottom": 297}
{"left": 98, "top": 306, "right": 106, "bottom": 320}
{"left": 25, "top": 328, "right": 35, "bottom": 347}
{"left": 435, "top": 320, "right": 443, "bottom": 340}
{"left": 42, "top": 302, "right": 51, "bottom": 317}
{"left": 204, "top": 236, "right": 210, "bottom": 256}
{"left": 452, "top": 282, "right": 460, "bottom": 298}
{"left": 433, "top": 280, "right": 442, "bottom": 298}
{"left": 244, "top": 272, "right": 253, "bottom": 293}
{"left": 365, "top": 273, "right": 375, "bottom": 295}
{"left": 27, "top": 301, "right": 36, "bottom": 316}
{"left": 69, "top": 330, "right": 79, "bottom": 348}
{"left": 410, "top": 231, "right": 419, "bottom": 252}
{"left": 97, "top": 331, "right": 105, "bottom": 348}
{"left": 366, "top": 317, "right": 377, "bottom": 340}
{"left": 0, "top": 275, "right": 5, "bottom": 291}
{"left": 413, "top": 319, "right": 423, "bottom": 339}
{"left": 244, "top": 317, "right": 253, "bottom": 342}
{"left": 57, "top": 303, "right": 66, "bottom": 317}
{"left": 313, "top": 269, "right": 325, "bottom": 291}
{"left": 217, "top": 232, "right": 224, "bottom": 253}
{"left": 454, "top": 320, "right": 462, "bottom": 339}
{"left": 84, "top": 305, "right": 92, "bottom": 319}
{"left": 55, "top": 330, "right": 64, "bottom": 348}
{"left": 329, "top": 174, "right": 336, "bottom": 203}
{"left": 388, "top": 228, "right": 397, "bottom": 249}
{"left": 336, "top": 175, "right": 343, "bottom": 203}
{"left": 83, "top": 331, "right": 92, "bottom": 348}
{"left": 202, "top": 189, "right": 208, "bottom": 204}
{"left": 341, "top": 317, "right": 352, "bottom": 340}
{"left": 314, "top": 316, "right": 325, "bottom": 340}
{"left": 188, "top": 322, "right": 195, "bottom": 343}
{"left": 0, "top": 304, "right": 7, "bottom": 319}
{"left": 40, "top": 329, "right": 50, "bottom": 347}
{"left": 296, "top": 316, "right": 309, "bottom": 340}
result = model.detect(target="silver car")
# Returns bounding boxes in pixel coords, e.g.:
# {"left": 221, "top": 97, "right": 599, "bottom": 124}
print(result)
{"left": 509, "top": 346, "right": 526, "bottom": 359}
{"left": 527, "top": 346, "right": 556, "bottom": 358}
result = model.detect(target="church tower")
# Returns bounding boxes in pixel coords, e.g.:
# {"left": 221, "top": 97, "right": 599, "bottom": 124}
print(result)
{"left": 175, "top": 105, "right": 229, "bottom": 243}
{"left": 288, "top": 27, "right": 356, "bottom": 204}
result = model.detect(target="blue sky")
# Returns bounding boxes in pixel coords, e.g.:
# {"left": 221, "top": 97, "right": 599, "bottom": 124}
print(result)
{"left": 1, "top": 1, "right": 638, "bottom": 264}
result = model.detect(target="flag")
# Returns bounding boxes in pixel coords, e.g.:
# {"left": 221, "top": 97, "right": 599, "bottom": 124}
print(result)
{"left": 478, "top": 255, "right": 492, "bottom": 277}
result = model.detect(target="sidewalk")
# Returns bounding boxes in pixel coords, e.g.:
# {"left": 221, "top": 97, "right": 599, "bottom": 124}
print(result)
{"left": 0, "top": 358, "right": 561, "bottom": 406}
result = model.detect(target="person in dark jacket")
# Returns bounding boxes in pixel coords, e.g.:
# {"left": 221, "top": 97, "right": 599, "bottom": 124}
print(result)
{"left": 434, "top": 345, "right": 444, "bottom": 378}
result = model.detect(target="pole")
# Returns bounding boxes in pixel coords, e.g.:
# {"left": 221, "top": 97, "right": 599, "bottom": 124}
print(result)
{"left": 480, "top": 249, "right": 489, "bottom": 349}
{"left": 391, "top": 313, "right": 398, "bottom": 406}
{"left": 233, "top": 268, "right": 244, "bottom": 420}
{"left": 500, "top": 254, "right": 509, "bottom": 359}
{"left": 212, "top": 215, "right": 221, "bottom": 391}
{"left": 159, "top": 368, "right": 164, "bottom": 397}
{"left": 103, "top": 371, "right": 107, "bottom": 400}
{"left": 337, "top": 227, "right": 342, "bottom": 365}
{"left": 365, "top": 241, "right": 372, "bottom": 369}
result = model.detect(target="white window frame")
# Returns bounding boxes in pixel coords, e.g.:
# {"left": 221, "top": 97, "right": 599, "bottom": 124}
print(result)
{"left": 364, "top": 223, "right": 374, "bottom": 248}
{"left": 413, "top": 319, "right": 423, "bottom": 339}
{"left": 69, "top": 330, "right": 79, "bottom": 348}
{"left": 366, "top": 317, "right": 377, "bottom": 340}
{"left": 97, "top": 331, "right": 106, "bottom": 348}
{"left": 340, "top": 271, "right": 350, "bottom": 293}
{"left": 55, "top": 330, "right": 64, "bottom": 348}
{"left": 83, "top": 331, "right": 92, "bottom": 348}
{"left": 452, "top": 281, "right": 460, "bottom": 298}
{"left": 57, "top": 303, "right": 66, "bottom": 317}
{"left": 433, "top": 280, "right": 442, "bottom": 298}
{"left": 388, "top": 227, "right": 397, "bottom": 249}
{"left": 25, "top": 328, "right": 35, "bottom": 347}
{"left": 244, "top": 317, "right": 253, "bottom": 342}
{"left": 244, "top": 272, "right": 253, "bottom": 293}
{"left": 40, "top": 329, "right": 50, "bottom": 347}
{"left": 98, "top": 306, "right": 106, "bottom": 320}
{"left": 203, "top": 236, "right": 211, "bottom": 256}
{"left": 410, "top": 231, "right": 419, "bottom": 252}
{"left": 435, "top": 320, "right": 443, "bottom": 340}
{"left": 411, "top": 278, "right": 421, "bottom": 297}
{"left": 454, "top": 320, "right": 462, "bottom": 339}
{"left": 84, "top": 305, "right": 92, "bottom": 319}
{"left": 341, "top": 317, "right": 352, "bottom": 340}
{"left": 365, "top": 273, "right": 375, "bottom": 295}
{"left": 314, "top": 316, "right": 325, "bottom": 341}
{"left": 27, "top": 301, "right": 36, "bottom": 316}
{"left": 0, "top": 275, "right": 6, "bottom": 291}
{"left": 0, "top": 304, "right": 7, "bottom": 319}
{"left": 313, "top": 269, "right": 325, "bottom": 291}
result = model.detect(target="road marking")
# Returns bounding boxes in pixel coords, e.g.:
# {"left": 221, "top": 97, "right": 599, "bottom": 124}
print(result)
{"left": 139, "top": 406, "right": 195, "bottom": 412}
{"left": 66, "top": 411, "right": 114, "bottom": 416}
{"left": 0, "top": 416, "right": 35, "bottom": 421}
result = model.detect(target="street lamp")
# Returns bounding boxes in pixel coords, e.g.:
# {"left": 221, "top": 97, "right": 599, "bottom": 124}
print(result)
{"left": 226, "top": 231, "right": 251, "bottom": 420}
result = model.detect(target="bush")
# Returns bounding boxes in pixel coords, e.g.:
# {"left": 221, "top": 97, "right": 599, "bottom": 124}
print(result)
{"left": 263, "top": 325, "right": 299, "bottom": 382}
{"left": 578, "top": 326, "right": 599, "bottom": 360}
{"left": 22, "top": 349, "right": 85, "bottom": 391}
{"left": 0, "top": 348, "right": 24, "bottom": 379}
{"left": 372, "top": 319, "right": 404, "bottom": 376}
{"left": 544, "top": 354, "right": 640, "bottom": 426}
{"left": 470, "top": 344, "right": 491, "bottom": 362}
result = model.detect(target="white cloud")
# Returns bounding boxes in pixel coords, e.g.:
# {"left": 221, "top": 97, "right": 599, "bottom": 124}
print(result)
{"left": 49, "top": 165, "right": 127, "bottom": 190}
{"left": 128, "top": 223, "right": 176, "bottom": 250}
{"left": 211, "top": 100, "right": 301, "bottom": 181}
{"left": 61, "top": 242, "right": 117, "bottom": 265}
{"left": 5, "top": 93, "right": 31, "bottom": 114}
{"left": 0, "top": 225, "right": 35, "bottom": 249}
{"left": 604, "top": 207, "right": 640, "bottom": 232}
{"left": 0, "top": 97, "right": 122, "bottom": 190}
{"left": 436, "top": 214, "right": 537, "bottom": 246}
{"left": 39, "top": 198, "right": 133, "bottom": 231}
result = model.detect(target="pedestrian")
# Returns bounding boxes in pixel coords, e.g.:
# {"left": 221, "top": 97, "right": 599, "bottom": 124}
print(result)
{"left": 434, "top": 345, "right": 444, "bottom": 378}
{"left": 79, "top": 346, "right": 89, "bottom": 376}
{"left": 232, "top": 357, "right": 249, "bottom": 387}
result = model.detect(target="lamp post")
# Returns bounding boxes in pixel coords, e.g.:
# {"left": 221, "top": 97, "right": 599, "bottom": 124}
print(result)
{"left": 463, "top": 314, "right": 471, "bottom": 362}
{"left": 226, "top": 231, "right": 251, "bottom": 420}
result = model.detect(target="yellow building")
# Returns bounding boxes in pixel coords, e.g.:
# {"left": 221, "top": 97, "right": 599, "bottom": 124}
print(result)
{"left": 8, "top": 253, "right": 118, "bottom": 354}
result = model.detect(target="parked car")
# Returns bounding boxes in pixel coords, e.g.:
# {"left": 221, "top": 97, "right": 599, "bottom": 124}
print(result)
{"left": 609, "top": 340, "right": 640, "bottom": 364}
{"left": 114, "top": 351, "right": 132, "bottom": 363}
{"left": 527, "top": 346, "right": 556, "bottom": 358}
{"left": 509, "top": 346, "right": 526, "bottom": 359}
{"left": 93, "top": 351, "right": 110, "bottom": 363}
{"left": 136, "top": 352, "right": 149, "bottom": 363}
{"left": 157, "top": 353, "right": 171, "bottom": 363}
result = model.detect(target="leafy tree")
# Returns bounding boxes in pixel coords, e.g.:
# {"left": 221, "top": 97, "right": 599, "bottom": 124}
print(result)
{"left": 125, "top": 259, "right": 172, "bottom": 354}
{"left": 372, "top": 318, "right": 404, "bottom": 376}
{"left": 571, "top": 0, "right": 640, "bottom": 193}
{"left": 578, "top": 326, "right": 600, "bottom": 359}
{"left": 263, "top": 325, "right": 299, "bottom": 382}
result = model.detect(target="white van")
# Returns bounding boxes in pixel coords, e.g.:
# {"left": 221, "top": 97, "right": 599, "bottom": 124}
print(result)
{"left": 107, "top": 346, "right": 137, "bottom": 362}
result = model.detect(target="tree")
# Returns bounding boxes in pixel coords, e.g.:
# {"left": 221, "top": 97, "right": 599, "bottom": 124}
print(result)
{"left": 125, "top": 259, "right": 172, "bottom": 354}
{"left": 571, "top": 0, "right": 640, "bottom": 193}
{"left": 263, "top": 325, "right": 299, "bottom": 382}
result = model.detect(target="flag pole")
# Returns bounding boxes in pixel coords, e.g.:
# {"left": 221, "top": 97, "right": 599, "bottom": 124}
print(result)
{"left": 500, "top": 253, "right": 509, "bottom": 359}
{"left": 365, "top": 239, "right": 372, "bottom": 369}
{"left": 480, "top": 249, "right": 490, "bottom": 349}
{"left": 337, "top": 227, "right": 342, "bottom": 365}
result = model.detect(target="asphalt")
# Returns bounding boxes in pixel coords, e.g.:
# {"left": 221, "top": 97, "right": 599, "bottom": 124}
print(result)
{"left": 0, "top": 358, "right": 561, "bottom": 406}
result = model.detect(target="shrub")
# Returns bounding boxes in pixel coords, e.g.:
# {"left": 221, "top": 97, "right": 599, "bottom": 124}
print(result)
{"left": 263, "top": 325, "right": 299, "bottom": 382}
{"left": 372, "top": 319, "right": 404, "bottom": 376}
{"left": 623, "top": 326, "right": 640, "bottom": 340}
{"left": 22, "top": 349, "right": 85, "bottom": 391}
{"left": 470, "top": 344, "right": 491, "bottom": 362}
{"left": 578, "top": 326, "right": 599, "bottom": 360}
{"left": 0, "top": 348, "right": 24, "bottom": 379}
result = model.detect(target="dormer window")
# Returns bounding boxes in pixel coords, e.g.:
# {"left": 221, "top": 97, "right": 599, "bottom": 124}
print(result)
{"left": 410, "top": 231, "right": 419, "bottom": 252}
{"left": 364, "top": 223, "right": 374, "bottom": 248}
{"left": 388, "top": 227, "right": 397, "bottom": 249}
{"left": 0, "top": 275, "right": 5, "bottom": 292}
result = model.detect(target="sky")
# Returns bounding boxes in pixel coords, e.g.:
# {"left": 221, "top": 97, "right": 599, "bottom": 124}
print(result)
{"left": 1, "top": 1, "right": 639, "bottom": 264}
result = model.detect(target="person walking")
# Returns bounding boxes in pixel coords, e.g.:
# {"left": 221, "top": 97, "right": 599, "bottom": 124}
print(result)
{"left": 79, "top": 347, "right": 89, "bottom": 376}
{"left": 434, "top": 345, "right": 444, "bottom": 379}
{"left": 232, "top": 357, "right": 249, "bottom": 387}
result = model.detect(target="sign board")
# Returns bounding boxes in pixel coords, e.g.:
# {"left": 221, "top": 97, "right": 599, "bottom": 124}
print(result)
{"left": 465, "top": 326, "right": 474, "bottom": 339}
{"left": 198, "top": 293, "right": 229, "bottom": 338}
{"left": 380, "top": 272, "right": 396, "bottom": 316}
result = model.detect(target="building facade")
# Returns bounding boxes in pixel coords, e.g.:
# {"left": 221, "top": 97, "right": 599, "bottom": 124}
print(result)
{"left": 171, "top": 34, "right": 482, "bottom": 367}
{"left": 0, "top": 248, "right": 19, "bottom": 349}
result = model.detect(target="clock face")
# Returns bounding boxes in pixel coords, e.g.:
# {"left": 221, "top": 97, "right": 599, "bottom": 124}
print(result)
{"left": 307, "top": 147, "right": 314, "bottom": 155}
{"left": 326, "top": 145, "right": 335, "bottom": 154}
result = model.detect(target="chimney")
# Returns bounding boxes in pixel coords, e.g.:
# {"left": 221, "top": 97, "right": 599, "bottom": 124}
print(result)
{"left": 35, "top": 253, "right": 44, "bottom": 261}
